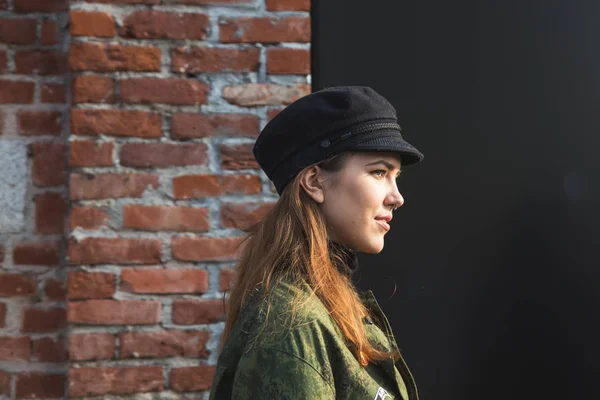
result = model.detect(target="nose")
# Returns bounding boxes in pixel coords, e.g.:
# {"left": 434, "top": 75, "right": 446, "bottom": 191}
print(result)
{"left": 386, "top": 181, "right": 404, "bottom": 210}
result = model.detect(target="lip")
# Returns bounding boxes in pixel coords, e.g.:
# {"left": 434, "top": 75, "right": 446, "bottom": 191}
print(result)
{"left": 375, "top": 219, "right": 390, "bottom": 232}
{"left": 375, "top": 214, "right": 393, "bottom": 223}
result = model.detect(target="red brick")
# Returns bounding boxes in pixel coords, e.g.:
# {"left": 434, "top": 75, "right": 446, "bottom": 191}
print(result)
{"left": 223, "top": 83, "right": 310, "bottom": 106}
{"left": 172, "top": 47, "right": 259, "bottom": 73}
{"left": 120, "top": 330, "right": 210, "bottom": 358}
{"left": 172, "top": 298, "right": 225, "bottom": 324}
{"left": 35, "top": 192, "right": 66, "bottom": 234}
{"left": 172, "top": 236, "right": 243, "bottom": 262}
{"left": 22, "top": 308, "right": 66, "bottom": 333}
{"left": 16, "top": 373, "right": 64, "bottom": 399}
{"left": 68, "top": 271, "right": 115, "bottom": 299}
{"left": 123, "top": 205, "right": 209, "bottom": 232}
{"left": 121, "top": 78, "right": 209, "bottom": 105}
{"left": 70, "top": 172, "right": 159, "bottom": 200}
{"left": 0, "top": 337, "right": 30, "bottom": 360}
{"left": 69, "top": 207, "right": 109, "bottom": 230}
{"left": 71, "top": 109, "right": 161, "bottom": 137}
{"left": 220, "top": 17, "right": 310, "bottom": 43}
{"left": 172, "top": 174, "right": 222, "bottom": 198}
{"left": 120, "top": 143, "right": 208, "bottom": 168}
{"left": 18, "top": 110, "right": 62, "bottom": 136}
{"left": 70, "top": 140, "right": 114, "bottom": 167}
{"left": 45, "top": 278, "right": 66, "bottom": 301}
{"left": 169, "top": 0, "right": 251, "bottom": 3}
{"left": 69, "top": 366, "right": 163, "bottom": 397}
{"left": 220, "top": 143, "right": 259, "bottom": 170}
{"left": 0, "top": 274, "right": 36, "bottom": 297}
{"left": 266, "top": 0, "right": 309, "bottom": 10}
{"left": 172, "top": 113, "right": 259, "bottom": 139}
{"left": 220, "top": 202, "right": 274, "bottom": 229}
{"left": 15, "top": 50, "right": 68, "bottom": 75}
{"left": 32, "top": 338, "right": 66, "bottom": 362}
{"left": 72, "top": 75, "right": 114, "bottom": 104}
{"left": 69, "top": 333, "right": 115, "bottom": 361}
{"left": 81, "top": 0, "right": 158, "bottom": 3}
{"left": 31, "top": 142, "right": 66, "bottom": 187}
{"left": 170, "top": 366, "right": 215, "bottom": 392}
{"left": 0, "top": 304, "right": 5, "bottom": 328}
{"left": 0, "top": 371, "right": 8, "bottom": 396}
{"left": 0, "top": 80, "right": 35, "bottom": 104}
{"left": 14, "top": 0, "right": 68, "bottom": 12}
{"left": 0, "top": 18, "right": 36, "bottom": 44}
{"left": 0, "top": 51, "right": 6, "bottom": 73}
{"left": 0, "top": 0, "right": 6, "bottom": 10}
{"left": 219, "top": 268, "right": 235, "bottom": 291}
{"left": 121, "top": 11, "right": 209, "bottom": 40}
{"left": 68, "top": 237, "right": 161, "bottom": 265}
{"left": 13, "top": 241, "right": 60, "bottom": 266}
{"left": 267, "top": 47, "right": 310, "bottom": 74}
{"left": 41, "top": 83, "right": 66, "bottom": 103}
{"left": 70, "top": 10, "right": 116, "bottom": 37}
{"left": 41, "top": 20, "right": 58, "bottom": 45}
{"left": 121, "top": 268, "right": 209, "bottom": 294}
{"left": 70, "top": 42, "right": 161, "bottom": 72}
{"left": 267, "top": 107, "right": 283, "bottom": 120}
{"left": 68, "top": 300, "right": 161, "bottom": 325}
{"left": 173, "top": 173, "right": 261, "bottom": 199}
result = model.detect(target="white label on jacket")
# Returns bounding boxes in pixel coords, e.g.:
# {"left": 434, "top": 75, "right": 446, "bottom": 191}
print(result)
{"left": 374, "top": 387, "right": 392, "bottom": 400}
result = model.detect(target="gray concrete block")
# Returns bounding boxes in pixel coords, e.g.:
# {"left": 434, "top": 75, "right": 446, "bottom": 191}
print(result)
{"left": 0, "top": 140, "right": 28, "bottom": 233}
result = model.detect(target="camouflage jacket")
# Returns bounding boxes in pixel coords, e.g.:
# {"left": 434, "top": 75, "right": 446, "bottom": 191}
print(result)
{"left": 209, "top": 279, "right": 419, "bottom": 400}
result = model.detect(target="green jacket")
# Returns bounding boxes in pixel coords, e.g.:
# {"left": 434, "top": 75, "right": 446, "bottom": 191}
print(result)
{"left": 209, "top": 279, "right": 419, "bottom": 400}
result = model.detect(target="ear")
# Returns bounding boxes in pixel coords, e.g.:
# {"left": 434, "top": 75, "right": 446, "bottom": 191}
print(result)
{"left": 299, "top": 165, "right": 325, "bottom": 204}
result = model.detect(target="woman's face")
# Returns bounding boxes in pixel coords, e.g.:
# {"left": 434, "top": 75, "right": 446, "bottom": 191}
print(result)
{"left": 303, "top": 151, "right": 405, "bottom": 253}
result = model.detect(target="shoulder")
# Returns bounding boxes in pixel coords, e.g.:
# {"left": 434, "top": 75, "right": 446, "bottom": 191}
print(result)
{"left": 244, "top": 278, "right": 338, "bottom": 336}
{"left": 240, "top": 279, "right": 346, "bottom": 379}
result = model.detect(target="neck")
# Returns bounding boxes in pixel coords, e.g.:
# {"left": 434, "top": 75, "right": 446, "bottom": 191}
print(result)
{"left": 329, "top": 240, "right": 359, "bottom": 277}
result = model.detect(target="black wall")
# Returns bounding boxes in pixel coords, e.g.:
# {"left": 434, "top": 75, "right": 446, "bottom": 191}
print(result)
{"left": 313, "top": 1, "right": 600, "bottom": 399}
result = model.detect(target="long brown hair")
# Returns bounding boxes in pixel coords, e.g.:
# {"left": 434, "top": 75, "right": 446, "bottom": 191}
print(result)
{"left": 222, "top": 152, "right": 398, "bottom": 365}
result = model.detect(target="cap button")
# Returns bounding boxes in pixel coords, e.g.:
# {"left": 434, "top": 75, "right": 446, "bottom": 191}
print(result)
{"left": 320, "top": 140, "right": 331, "bottom": 148}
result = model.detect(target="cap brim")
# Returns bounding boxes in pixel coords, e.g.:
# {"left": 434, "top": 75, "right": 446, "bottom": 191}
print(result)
{"left": 350, "top": 131, "right": 424, "bottom": 165}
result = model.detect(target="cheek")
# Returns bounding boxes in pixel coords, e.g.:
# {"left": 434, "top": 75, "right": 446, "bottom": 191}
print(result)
{"left": 324, "top": 175, "right": 384, "bottom": 237}
{"left": 343, "top": 182, "right": 380, "bottom": 227}
{"left": 326, "top": 184, "right": 362, "bottom": 230}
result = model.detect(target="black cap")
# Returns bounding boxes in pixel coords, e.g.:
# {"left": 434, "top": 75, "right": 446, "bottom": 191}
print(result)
{"left": 253, "top": 86, "right": 424, "bottom": 194}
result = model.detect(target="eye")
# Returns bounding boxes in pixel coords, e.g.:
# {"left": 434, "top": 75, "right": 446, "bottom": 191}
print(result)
{"left": 372, "top": 169, "right": 387, "bottom": 178}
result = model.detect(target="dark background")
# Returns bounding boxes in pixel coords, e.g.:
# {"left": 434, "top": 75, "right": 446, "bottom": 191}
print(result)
{"left": 313, "top": 1, "right": 600, "bottom": 399}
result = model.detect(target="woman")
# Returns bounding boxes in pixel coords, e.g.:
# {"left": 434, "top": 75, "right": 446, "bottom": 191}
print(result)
{"left": 209, "top": 86, "right": 424, "bottom": 399}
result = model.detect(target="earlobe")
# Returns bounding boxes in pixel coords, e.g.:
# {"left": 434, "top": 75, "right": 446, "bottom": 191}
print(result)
{"left": 299, "top": 166, "right": 325, "bottom": 204}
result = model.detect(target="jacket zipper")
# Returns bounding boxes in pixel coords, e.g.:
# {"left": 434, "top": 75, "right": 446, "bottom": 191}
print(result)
{"left": 366, "top": 291, "right": 420, "bottom": 400}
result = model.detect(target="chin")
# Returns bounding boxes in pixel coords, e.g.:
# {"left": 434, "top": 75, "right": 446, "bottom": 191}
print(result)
{"left": 356, "top": 237, "right": 385, "bottom": 254}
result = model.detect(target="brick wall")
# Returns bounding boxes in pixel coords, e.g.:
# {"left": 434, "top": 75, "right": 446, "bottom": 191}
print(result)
{"left": 0, "top": 0, "right": 70, "bottom": 398}
{"left": 1, "top": 0, "right": 310, "bottom": 398}
{"left": 65, "top": 0, "right": 310, "bottom": 398}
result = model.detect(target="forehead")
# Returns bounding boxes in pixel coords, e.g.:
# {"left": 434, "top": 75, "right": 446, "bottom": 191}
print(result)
{"left": 349, "top": 151, "right": 402, "bottom": 169}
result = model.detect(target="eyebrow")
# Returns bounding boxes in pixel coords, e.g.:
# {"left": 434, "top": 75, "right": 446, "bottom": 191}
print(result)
{"left": 365, "top": 160, "right": 402, "bottom": 173}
